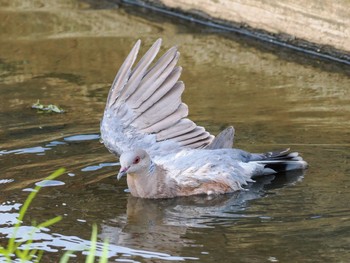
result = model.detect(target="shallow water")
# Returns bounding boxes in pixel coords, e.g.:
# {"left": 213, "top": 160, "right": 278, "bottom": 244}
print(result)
{"left": 1, "top": 0, "right": 350, "bottom": 262}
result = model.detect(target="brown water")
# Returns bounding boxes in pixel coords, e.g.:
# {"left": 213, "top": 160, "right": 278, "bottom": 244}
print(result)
{"left": 1, "top": 0, "right": 350, "bottom": 262}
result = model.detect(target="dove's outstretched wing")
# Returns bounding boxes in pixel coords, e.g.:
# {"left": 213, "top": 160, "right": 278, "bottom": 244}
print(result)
{"left": 101, "top": 39, "right": 234, "bottom": 156}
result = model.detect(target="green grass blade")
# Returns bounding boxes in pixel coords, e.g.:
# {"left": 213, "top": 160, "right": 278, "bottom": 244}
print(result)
{"left": 86, "top": 224, "right": 97, "bottom": 263}
{"left": 37, "top": 216, "right": 62, "bottom": 229}
{"left": 18, "top": 168, "right": 66, "bottom": 223}
{"left": 6, "top": 168, "right": 66, "bottom": 256}
{"left": 59, "top": 250, "right": 75, "bottom": 263}
{"left": 34, "top": 249, "right": 44, "bottom": 263}
{"left": 8, "top": 168, "right": 66, "bottom": 253}
{"left": 98, "top": 240, "right": 109, "bottom": 263}
{"left": 15, "top": 248, "right": 26, "bottom": 259}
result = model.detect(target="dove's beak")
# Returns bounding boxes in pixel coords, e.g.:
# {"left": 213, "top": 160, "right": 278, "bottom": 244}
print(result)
{"left": 117, "top": 166, "right": 129, "bottom": 180}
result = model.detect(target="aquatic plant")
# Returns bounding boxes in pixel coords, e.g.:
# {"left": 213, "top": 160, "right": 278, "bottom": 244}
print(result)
{"left": 59, "top": 224, "right": 109, "bottom": 263}
{"left": 31, "top": 100, "right": 65, "bottom": 113}
{"left": 0, "top": 168, "right": 109, "bottom": 263}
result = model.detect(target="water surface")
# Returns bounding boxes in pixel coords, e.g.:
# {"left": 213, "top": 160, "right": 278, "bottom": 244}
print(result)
{"left": 0, "top": 0, "right": 349, "bottom": 262}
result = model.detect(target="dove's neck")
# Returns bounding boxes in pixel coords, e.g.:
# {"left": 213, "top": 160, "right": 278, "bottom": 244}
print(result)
{"left": 127, "top": 160, "right": 171, "bottom": 198}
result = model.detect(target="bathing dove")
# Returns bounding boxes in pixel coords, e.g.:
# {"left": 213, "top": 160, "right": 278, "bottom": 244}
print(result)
{"left": 100, "top": 39, "right": 308, "bottom": 199}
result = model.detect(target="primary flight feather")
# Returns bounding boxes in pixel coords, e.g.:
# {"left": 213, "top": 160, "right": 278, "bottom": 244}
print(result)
{"left": 100, "top": 39, "right": 308, "bottom": 199}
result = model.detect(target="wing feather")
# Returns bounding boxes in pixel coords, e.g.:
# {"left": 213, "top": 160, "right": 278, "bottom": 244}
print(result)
{"left": 129, "top": 51, "right": 180, "bottom": 109}
{"left": 101, "top": 39, "right": 222, "bottom": 156}
{"left": 107, "top": 40, "right": 141, "bottom": 108}
{"left": 177, "top": 131, "right": 211, "bottom": 146}
{"left": 205, "top": 126, "right": 235, "bottom": 149}
{"left": 140, "top": 103, "right": 188, "bottom": 133}
{"left": 156, "top": 118, "right": 196, "bottom": 141}
{"left": 118, "top": 39, "right": 162, "bottom": 102}
{"left": 134, "top": 68, "right": 182, "bottom": 116}
{"left": 172, "top": 126, "right": 206, "bottom": 142}
{"left": 184, "top": 136, "right": 215, "bottom": 149}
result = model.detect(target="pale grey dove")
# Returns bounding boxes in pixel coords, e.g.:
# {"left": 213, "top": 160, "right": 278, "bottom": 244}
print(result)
{"left": 100, "top": 39, "right": 308, "bottom": 199}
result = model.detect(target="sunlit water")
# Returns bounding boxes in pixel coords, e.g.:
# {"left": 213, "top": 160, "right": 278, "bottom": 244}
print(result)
{"left": 0, "top": 0, "right": 350, "bottom": 262}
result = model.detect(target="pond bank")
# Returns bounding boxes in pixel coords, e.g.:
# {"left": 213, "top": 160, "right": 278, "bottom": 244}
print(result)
{"left": 121, "top": 0, "right": 350, "bottom": 65}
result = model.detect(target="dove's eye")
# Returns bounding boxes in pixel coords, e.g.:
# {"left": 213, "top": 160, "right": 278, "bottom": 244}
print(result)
{"left": 133, "top": 156, "right": 140, "bottom": 164}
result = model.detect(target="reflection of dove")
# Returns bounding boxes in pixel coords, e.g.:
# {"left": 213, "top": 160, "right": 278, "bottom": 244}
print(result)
{"left": 100, "top": 39, "right": 308, "bottom": 199}
{"left": 98, "top": 171, "right": 304, "bottom": 254}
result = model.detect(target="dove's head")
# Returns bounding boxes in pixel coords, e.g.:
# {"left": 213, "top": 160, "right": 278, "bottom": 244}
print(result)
{"left": 117, "top": 149, "right": 151, "bottom": 180}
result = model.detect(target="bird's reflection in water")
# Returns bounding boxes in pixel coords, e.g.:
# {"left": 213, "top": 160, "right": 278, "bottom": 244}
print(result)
{"left": 99, "top": 170, "right": 304, "bottom": 254}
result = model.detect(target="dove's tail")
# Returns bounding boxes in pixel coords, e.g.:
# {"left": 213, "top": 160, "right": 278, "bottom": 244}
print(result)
{"left": 249, "top": 148, "right": 308, "bottom": 175}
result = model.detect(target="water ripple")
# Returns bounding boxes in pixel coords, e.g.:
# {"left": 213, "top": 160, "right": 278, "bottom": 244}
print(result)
{"left": 81, "top": 162, "right": 119, "bottom": 172}
{"left": 0, "top": 146, "right": 51, "bottom": 155}
{"left": 0, "top": 133, "right": 100, "bottom": 156}
{"left": 64, "top": 134, "right": 100, "bottom": 142}
{"left": 35, "top": 180, "right": 65, "bottom": 187}
{"left": 0, "top": 179, "right": 14, "bottom": 184}
{"left": 0, "top": 225, "right": 195, "bottom": 261}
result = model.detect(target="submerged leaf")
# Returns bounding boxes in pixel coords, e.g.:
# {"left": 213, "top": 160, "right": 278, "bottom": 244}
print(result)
{"left": 31, "top": 100, "right": 65, "bottom": 113}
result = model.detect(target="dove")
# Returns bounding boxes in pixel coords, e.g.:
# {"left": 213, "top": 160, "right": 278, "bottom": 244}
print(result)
{"left": 100, "top": 39, "right": 308, "bottom": 199}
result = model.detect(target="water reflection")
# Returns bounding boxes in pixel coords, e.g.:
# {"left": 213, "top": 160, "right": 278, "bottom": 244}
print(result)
{"left": 100, "top": 171, "right": 304, "bottom": 255}
{"left": 0, "top": 224, "right": 190, "bottom": 262}
{"left": 0, "top": 169, "right": 304, "bottom": 262}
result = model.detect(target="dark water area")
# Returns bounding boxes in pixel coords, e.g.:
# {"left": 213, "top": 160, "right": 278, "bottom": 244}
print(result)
{"left": 0, "top": 0, "right": 350, "bottom": 262}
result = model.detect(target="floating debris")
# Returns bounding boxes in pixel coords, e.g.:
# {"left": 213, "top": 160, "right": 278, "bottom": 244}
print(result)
{"left": 31, "top": 100, "right": 65, "bottom": 113}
